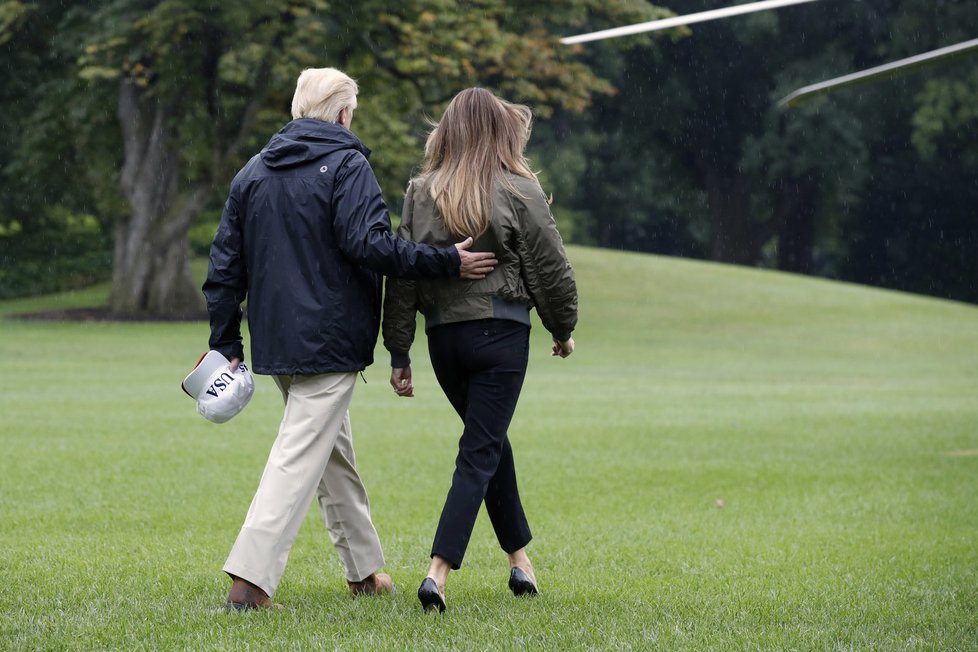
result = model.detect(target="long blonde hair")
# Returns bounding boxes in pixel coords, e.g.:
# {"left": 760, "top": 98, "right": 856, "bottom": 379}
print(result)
{"left": 420, "top": 88, "right": 538, "bottom": 238}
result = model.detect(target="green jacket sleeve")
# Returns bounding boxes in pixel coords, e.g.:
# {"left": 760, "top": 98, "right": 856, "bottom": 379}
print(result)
{"left": 515, "top": 183, "right": 578, "bottom": 341}
{"left": 382, "top": 180, "right": 421, "bottom": 367}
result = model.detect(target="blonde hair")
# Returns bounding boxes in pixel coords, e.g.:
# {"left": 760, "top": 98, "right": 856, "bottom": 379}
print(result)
{"left": 420, "top": 88, "right": 538, "bottom": 238}
{"left": 291, "top": 68, "right": 358, "bottom": 123}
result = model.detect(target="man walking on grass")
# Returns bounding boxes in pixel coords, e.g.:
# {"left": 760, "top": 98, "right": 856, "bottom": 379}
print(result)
{"left": 203, "top": 67, "right": 497, "bottom": 609}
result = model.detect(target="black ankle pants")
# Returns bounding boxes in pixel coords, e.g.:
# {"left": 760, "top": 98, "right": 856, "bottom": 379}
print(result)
{"left": 426, "top": 318, "right": 533, "bottom": 569}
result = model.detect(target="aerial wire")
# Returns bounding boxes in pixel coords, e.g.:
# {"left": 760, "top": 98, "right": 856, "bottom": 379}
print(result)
{"left": 778, "top": 38, "right": 978, "bottom": 108}
{"left": 560, "top": 0, "right": 825, "bottom": 45}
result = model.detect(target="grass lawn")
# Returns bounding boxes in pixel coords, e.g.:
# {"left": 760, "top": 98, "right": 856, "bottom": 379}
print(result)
{"left": 1, "top": 246, "right": 976, "bottom": 650}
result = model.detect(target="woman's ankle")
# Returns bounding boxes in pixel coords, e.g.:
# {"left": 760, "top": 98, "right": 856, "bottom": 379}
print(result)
{"left": 427, "top": 555, "right": 452, "bottom": 591}
{"left": 508, "top": 549, "right": 531, "bottom": 569}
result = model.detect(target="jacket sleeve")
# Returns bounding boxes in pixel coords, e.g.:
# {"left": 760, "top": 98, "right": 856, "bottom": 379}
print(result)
{"left": 515, "top": 183, "right": 578, "bottom": 341}
{"left": 332, "top": 153, "right": 461, "bottom": 279}
{"left": 382, "top": 181, "right": 421, "bottom": 367}
{"left": 202, "top": 191, "right": 247, "bottom": 361}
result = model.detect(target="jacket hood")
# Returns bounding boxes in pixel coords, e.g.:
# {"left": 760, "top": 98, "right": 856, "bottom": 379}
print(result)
{"left": 260, "top": 118, "right": 371, "bottom": 169}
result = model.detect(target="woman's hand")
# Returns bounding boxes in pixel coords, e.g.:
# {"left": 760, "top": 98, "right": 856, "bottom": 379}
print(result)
{"left": 551, "top": 337, "right": 575, "bottom": 358}
{"left": 390, "top": 367, "right": 415, "bottom": 397}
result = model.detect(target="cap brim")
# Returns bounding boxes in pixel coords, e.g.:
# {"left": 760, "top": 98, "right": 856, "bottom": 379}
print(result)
{"left": 182, "top": 350, "right": 231, "bottom": 399}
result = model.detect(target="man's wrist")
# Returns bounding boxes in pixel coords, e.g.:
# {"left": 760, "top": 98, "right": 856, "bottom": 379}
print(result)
{"left": 390, "top": 351, "right": 411, "bottom": 368}
{"left": 445, "top": 246, "right": 461, "bottom": 276}
{"left": 211, "top": 342, "right": 244, "bottom": 362}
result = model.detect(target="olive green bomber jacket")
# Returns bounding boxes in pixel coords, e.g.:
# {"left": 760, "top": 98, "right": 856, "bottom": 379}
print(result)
{"left": 382, "top": 173, "right": 578, "bottom": 367}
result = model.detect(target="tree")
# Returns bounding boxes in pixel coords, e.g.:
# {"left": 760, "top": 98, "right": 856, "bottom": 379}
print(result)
{"left": 535, "top": 0, "right": 970, "bottom": 286}
{"left": 741, "top": 50, "right": 869, "bottom": 274}
{"left": 15, "top": 1, "right": 972, "bottom": 306}
{"left": 73, "top": 0, "right": 338, "bottom": 317}
{"left": 839, "top": 0, "right": 978, "bottom": 302}
{"left": 600, "top": 0, "right": 880, "bottom": 269}
{"left": 0, "top": 1, "right": 117, "bottom": 237}
{"left": 1, "top": 0, "right": 669, "bottom": 316}
{"left": 328, "top": 0, "right": 671, "bottom": 207}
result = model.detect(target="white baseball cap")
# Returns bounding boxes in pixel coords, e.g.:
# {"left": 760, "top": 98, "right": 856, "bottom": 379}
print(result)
{"left": 182, "top": 351, "right": 255, "bottom": 423}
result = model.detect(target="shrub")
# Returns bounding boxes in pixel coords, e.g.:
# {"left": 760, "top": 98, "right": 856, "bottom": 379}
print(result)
{"left": 188, "top": 210, "right": 222, "bottom": 257}
{"left": 0, "top": 213, "right": 112, "bottom": 300}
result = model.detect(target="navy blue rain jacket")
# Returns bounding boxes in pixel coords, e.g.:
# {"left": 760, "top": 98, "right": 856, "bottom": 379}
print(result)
{"left": 203, "top": 118, "right": 461, "bottom": 375}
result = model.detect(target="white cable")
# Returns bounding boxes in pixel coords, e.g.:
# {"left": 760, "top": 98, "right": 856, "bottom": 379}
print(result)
{"left": 561, "top": 0, "right": 825, "bottom": 45}
{"left": 779, "top": 37, "right": 978, "bottom": 108}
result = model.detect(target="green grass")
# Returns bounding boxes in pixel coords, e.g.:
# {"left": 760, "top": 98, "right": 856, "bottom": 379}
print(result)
{"left": 1, "top": 246, "right": 976, "bottom": 650}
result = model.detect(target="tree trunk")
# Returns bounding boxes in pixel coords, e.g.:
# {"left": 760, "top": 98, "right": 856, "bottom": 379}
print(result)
{"left": 704, "top": 168, "right": 756, "bottom": 265}
{"left": 110, "top": 81, "right": 207, "bottom": 318}
{"left": 774, "top": 177, "right": 818, "bottom": 274}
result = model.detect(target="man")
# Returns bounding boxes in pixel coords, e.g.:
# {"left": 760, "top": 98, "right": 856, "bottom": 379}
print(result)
{"left": 203, "top": 67, "right": 497, "bottom": 610}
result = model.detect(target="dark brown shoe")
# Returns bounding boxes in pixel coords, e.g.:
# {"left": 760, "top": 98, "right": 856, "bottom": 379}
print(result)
{"left": 225, "top": 576, "right": 283, "bottom": 610}
{"left": 348, "top": 572, "right": 395, "bottom": 596}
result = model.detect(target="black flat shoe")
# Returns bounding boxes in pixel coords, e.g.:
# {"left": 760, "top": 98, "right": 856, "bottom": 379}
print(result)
{"left": 508, "top": 567, "right": 540, "bottom": 597}
{"left": 418, "top": 577, "right": 446, "bottom": 613}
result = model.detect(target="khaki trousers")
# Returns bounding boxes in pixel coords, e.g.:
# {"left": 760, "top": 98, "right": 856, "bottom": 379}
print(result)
{"left": 223, "top": 372, "right": 385, "bottom": 597}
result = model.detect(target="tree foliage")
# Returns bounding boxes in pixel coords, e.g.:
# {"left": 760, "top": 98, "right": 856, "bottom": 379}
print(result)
{"left": 1, "top": 0, "right": 976, "bottom": 307}
{"left": 0, "top": 0, "right": 669, "bottom": 314}
{"left": 535, "top": 0, "right": 978, "bottom": 300}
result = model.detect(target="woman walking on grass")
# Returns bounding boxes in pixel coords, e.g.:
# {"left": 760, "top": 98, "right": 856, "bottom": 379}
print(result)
{"left": 382, "top": 87, "right": 578, "bottom": 613}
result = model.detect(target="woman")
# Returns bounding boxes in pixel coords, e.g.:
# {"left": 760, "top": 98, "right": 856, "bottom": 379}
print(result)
{"left": 382, "top": 87, "right": 578, "bottom": 613}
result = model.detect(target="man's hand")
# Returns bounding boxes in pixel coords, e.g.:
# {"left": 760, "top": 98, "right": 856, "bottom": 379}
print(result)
{"left": 455, "top": 237, "right": 497, "bottom": 280}
{"left": 229, "top": 357, "right": 241, "bottom": 372}
{"left": 551, "top": 337, "right": 575, "bottom": 358}
{"left": 390, "top": 367, "right": 414, "bottom": 397}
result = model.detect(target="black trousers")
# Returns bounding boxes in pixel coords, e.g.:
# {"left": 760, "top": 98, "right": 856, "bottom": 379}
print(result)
{"left": 426, "top": 319, "right": 533, "bottom": 569}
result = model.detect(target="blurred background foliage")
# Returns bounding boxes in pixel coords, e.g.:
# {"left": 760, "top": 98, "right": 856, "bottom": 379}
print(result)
{"left": 0, "top": 0, "right": 975, "bottom": 311}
